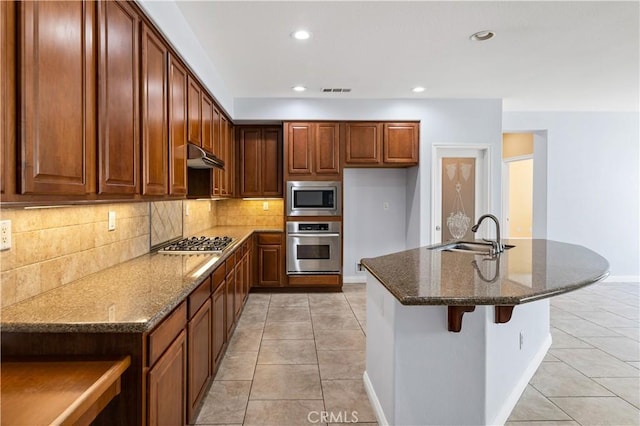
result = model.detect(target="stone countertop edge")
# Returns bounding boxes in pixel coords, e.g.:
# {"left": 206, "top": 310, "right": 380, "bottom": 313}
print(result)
{"left": 361, "top": 239, "right": 610, "bottom": 307}
{"left": 1, "top": 226, "right": 284, "bottom": 334}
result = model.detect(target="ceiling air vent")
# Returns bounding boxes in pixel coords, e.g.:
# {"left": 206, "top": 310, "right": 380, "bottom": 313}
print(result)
{"left": 322, "top": 88, "right": 351, "bottom": 93}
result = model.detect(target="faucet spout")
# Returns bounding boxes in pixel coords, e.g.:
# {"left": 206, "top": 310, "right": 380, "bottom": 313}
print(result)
{"left": 471, "top": 214, "right": 503, "bottom": 254}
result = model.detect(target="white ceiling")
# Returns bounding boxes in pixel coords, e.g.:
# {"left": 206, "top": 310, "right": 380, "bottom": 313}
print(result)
{"left": 175, "top": 1, "right": 639, "bottom": 111}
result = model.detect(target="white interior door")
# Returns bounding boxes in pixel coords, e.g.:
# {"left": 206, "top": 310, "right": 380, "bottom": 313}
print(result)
{"left": 431, "top": 146, "right": 490, "bottom": 244}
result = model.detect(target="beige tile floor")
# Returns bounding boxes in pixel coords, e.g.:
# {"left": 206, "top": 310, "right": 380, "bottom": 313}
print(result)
{"left": 194, "top": 282, "right": 639, "bottom": 425}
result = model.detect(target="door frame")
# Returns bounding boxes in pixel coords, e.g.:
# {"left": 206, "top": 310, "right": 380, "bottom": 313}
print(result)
{"left": 431, "top": 144, "right": 492, "bottom": 244}
{"left": 502, "top": 154, "right": 534, "bottom": 239}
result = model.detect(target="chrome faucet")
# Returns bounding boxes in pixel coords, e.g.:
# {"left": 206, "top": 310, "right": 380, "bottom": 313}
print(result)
{"left": 471, "top": 214, "right": 504, "bottom": 255}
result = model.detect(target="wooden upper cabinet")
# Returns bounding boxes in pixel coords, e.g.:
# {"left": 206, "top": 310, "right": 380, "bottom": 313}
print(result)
{"left": 0, "top": 0, "right": 9, "bottom": 196}
{"left": 168, "top": 56, "right": 188, "bottom": 196}
{"left": 201, "top": 94, "right": 214, "bottom": 154}
{"left": 141, "top": 24, "right": 168, "bottom": 196}
{"left": 286, "top": 123, "right": 313, "bottom": 175}
{"left": 383, "top": 123, "right": 419, "bottom": 165}
{"left": 211, "top": 107, "right": 221, "bottom": 196}
{"left": 18, "top": 1, "right": 97, "bottom": 195}
{"left": 314, "top": 123, "right": 340, "bottom": 175}
{"left": 219, "top": 116, "right": 229, "bottom": 196}
{"left": 344, "top": 122, "right": 419, "bottom": 167}
{"left": 285, "top": 122, "right": 340, "bottom": 178}
{"left": 262, "top": 127, "right": 283, "bottom": 196}
{"left": 237, "top": 126, "right": 282, "bottom": 198}
{"left": 97, "top": 0, "right": 139, "bottom": 195}
{"left": 344, "top": 122, "right": 382, "bottom": 165}
{"left": 187, "top": 76, "right": 201, "bottom": 147}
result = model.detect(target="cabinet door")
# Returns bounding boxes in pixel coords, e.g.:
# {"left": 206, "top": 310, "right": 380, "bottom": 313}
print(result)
{"left": 258, "top": 245, "right": 281, "bottom": 286}
{"left": 141, "top": 24, "right": 168, "bottom": 196}
{"left": 227, "top": 122, "right": 235, "bottom": 196}
{"left": 19, "top": 1, "right": 96, "bottom": 195}
{"left": 243, "top": 251, "right": 250, "bottom": 302}
{"left": 262, "top": 127, "right": 282, "bottom": 196}
{"left": 187, "top": 76, "right": 201, "bottom": 146}
{"left": 201, "top": 94, "right": 214, "bottom": 154}
{"left": 97, "top": 0, "right": 139, "bottom": 195}
{"left": 225, "top": 270, "right": 235, "bottom": 336}
{"left": 383, "top": 123, "right": 419, "bottom": 165}
{"left": 219, "top": 116, "right": 229, "bottom": 196}
{"left": 238, "top": 127, "right": 262, "bottom": 197}
{"left": 286, "top": 122, "right": 313, "bottom": 175}
{"left": 211, "top": 107, "right": 221, "bottom": 196}
{"left": 187, "top": 299, "right": 211, "bottom": 423}
{"left": 148, "top": 330, "right": 187, "bottom": 426}
{"left": 211, "top": 281, "right": 226, "bottom": 369}
{"left": 235, "top": 256, "right": 243, "bottom": 320}
{"left": 344, "top": 122, "right": 382, "bottom": 165}
{"left": 168, "top": 56, "right": 188, "bottom": 195}
{"left": 315, "top": 122, "right": 340, "bottom": 175}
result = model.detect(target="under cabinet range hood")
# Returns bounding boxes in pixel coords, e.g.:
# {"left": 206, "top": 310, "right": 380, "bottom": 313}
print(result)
{"left": 187, "top": 143, "right": 224, "bottom": 170}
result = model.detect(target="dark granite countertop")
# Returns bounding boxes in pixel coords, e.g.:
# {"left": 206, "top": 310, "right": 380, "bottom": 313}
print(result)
{"left": 1, "top": 226, "right": 283, "bottom": 333}
{"left": 361, "top": 239, "right": 609, "bottom": 306}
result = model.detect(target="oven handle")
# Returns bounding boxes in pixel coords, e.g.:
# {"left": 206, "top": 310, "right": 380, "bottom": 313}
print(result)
{"left": 287, "top": 233, "right": 340, "bottom": 238}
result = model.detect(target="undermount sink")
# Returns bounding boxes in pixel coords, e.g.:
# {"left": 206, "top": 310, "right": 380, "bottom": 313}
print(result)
{"left": 429, "top": 241, "right": 515, "bottom": 256}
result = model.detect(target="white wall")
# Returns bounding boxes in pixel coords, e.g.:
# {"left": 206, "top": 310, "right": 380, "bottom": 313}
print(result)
{"left": 504, "top": 112, "right": 640, "bottom": 279}
{"left": 235, "top": 98, "right": 503, "bottom": 281}
{"left": 343, "top": 169, "right": 407, "bottom": 280}
{"left": 137, "top": 0, "right": 234, "bottom": 115}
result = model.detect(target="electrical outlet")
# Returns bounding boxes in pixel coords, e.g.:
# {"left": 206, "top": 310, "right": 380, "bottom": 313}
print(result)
{"left": 263, "top": 201, "right": 269, "bottom": 211}
{"left": 108, "top": 211, "right": 116, "bottom": 231}
{"left": 0, "top": 220, "right": 12, "bottom": 251}
{"left": 208, "top": 202, "right": 211, "bottom": 212}
{"left": 108, "top": 304, "right": 116, "bottom": 321}
{"left": 383, "top": 202, "right": 389, "bottom": 210}
{"left": 185, "top": 204, "right": 190, "bottom": 216}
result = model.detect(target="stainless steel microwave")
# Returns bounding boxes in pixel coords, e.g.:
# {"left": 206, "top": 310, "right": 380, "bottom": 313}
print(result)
{"left": 286, "top": 181, "right": 341, "bottom": 216}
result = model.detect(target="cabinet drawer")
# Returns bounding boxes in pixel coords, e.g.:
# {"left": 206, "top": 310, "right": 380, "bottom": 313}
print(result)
{"left": 257, "top": 233, "right": 282, "bottom": 245}
{"left": 188, "top": 277, "right": 211, "bottom": 319}
{"left": 225, "top": 253, "right": 236, "bottom": 274}
{"left": 212, "top": 265, "right": 225, "bottom": 290}
{"left": 148, "top": 302, "right": 187, "bottom": 367}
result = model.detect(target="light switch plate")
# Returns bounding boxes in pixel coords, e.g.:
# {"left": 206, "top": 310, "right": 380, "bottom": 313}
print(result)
{"left": 0, "top": 220, "right": 12, "bottom": 250}
{"left": 263, "top": 201, "right": 269, "bottom": 211}
{"left": 108, "top": 211, "right": 116, "bottom": 231}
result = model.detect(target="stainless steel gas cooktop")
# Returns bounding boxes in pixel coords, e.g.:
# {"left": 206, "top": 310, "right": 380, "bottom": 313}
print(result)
{"left": 158, "top": 236, "right": 233, "bottom": 254}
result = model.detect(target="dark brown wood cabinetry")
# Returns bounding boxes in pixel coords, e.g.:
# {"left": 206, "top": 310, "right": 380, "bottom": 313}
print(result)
{"left": 141, "top": 24, "right": 169, "bottom": 196}
{"left": 187, "top": 76, "right": 202, "bottom": 147}
{"left": 148, "top": 330, "right": 187, "bottom": 426}
{"left": 237, "top": 126, "right": 283, "bottom": 197}
{"left": 211, "top": 269, "right": 226, "bottom": 370}
{"left": 201, "top": 94, "right": 214, "bottom": 154}
{"left": 168, "top": 56, "right": 188, "bottom": 196}
{"left": 257, "top": 233, "right": 283, "bottom": 287}
{"left": 18, "top": 0, "right": 97, "bottom": 195}
{"left": 187, "top": 299, "right": 211, "bottom": 423}
{"left": 97, "top": 0, "right": 139, "bottom": 195}
{"left": 225, "top": 253, "right": 236, "bottom": 336}
{"left": 284, "top": 122, "right": 340, "bottom": 178}
{"left": 344, "top": 122, "right": 419, "bottom": 167}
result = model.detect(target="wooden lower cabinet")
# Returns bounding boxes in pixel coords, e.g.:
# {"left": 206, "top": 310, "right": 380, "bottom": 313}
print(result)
{"left": 211, "top": 280, "right": 226, "bottom": 369}
{"left": 148, "top": 330, "right": 187, "bottom": 426}
{"left": 257, "top": 233, "right": 283, "bottom": 287}
{"left": 187, "top": 299, "right": 211, "bottom": 423}
{"left": 225, "top": 268, "right": 236, "bottom": 337}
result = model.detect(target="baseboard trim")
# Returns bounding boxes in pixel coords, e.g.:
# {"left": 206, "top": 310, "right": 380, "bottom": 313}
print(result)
{"left": 343, "top": 275, "right": 367, "bottom": 284}
{"left": 363, "top": 370, "right": 389, "bottom": 426}
{"left": 603, "top": 276, "right": 640, "bottom": 283}
{"left": 490, "top": 332, "right": 552, "bottom": 426}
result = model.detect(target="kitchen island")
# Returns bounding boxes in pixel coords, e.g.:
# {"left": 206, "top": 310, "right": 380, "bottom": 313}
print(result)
{"left": 360, "top": 239, "right": 609, "bottom": 426}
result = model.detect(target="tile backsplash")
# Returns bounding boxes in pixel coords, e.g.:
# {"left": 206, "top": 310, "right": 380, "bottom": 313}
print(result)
{"left": 216, "top": 199, "right": 284, "bottom": 227}
{"left": 183, "top": 200, "right": 217, "bottom": 237}
{"left": 150, "top": 200, "right": 183, "bottom": 247}
{"left": 0, "top": 203, "right": 150, "bottom": 307}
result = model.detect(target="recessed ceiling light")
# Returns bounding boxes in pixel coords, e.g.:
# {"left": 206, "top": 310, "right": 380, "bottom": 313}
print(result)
{"left": 291, "top": 30, "right": 311, "bottom": 40}
{"left": 292, "top": 85, "right": 307, "bottom": 92}
{"left": 412, "top": 86, "right": 425, "bottom": 93}
{"left": 470, "top": 30, "right": 495, "bottom": 41}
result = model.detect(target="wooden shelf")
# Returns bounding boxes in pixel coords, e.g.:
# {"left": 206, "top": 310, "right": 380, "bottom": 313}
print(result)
{"left": 1, "top": 356, "right": 131, "bottom": 426}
